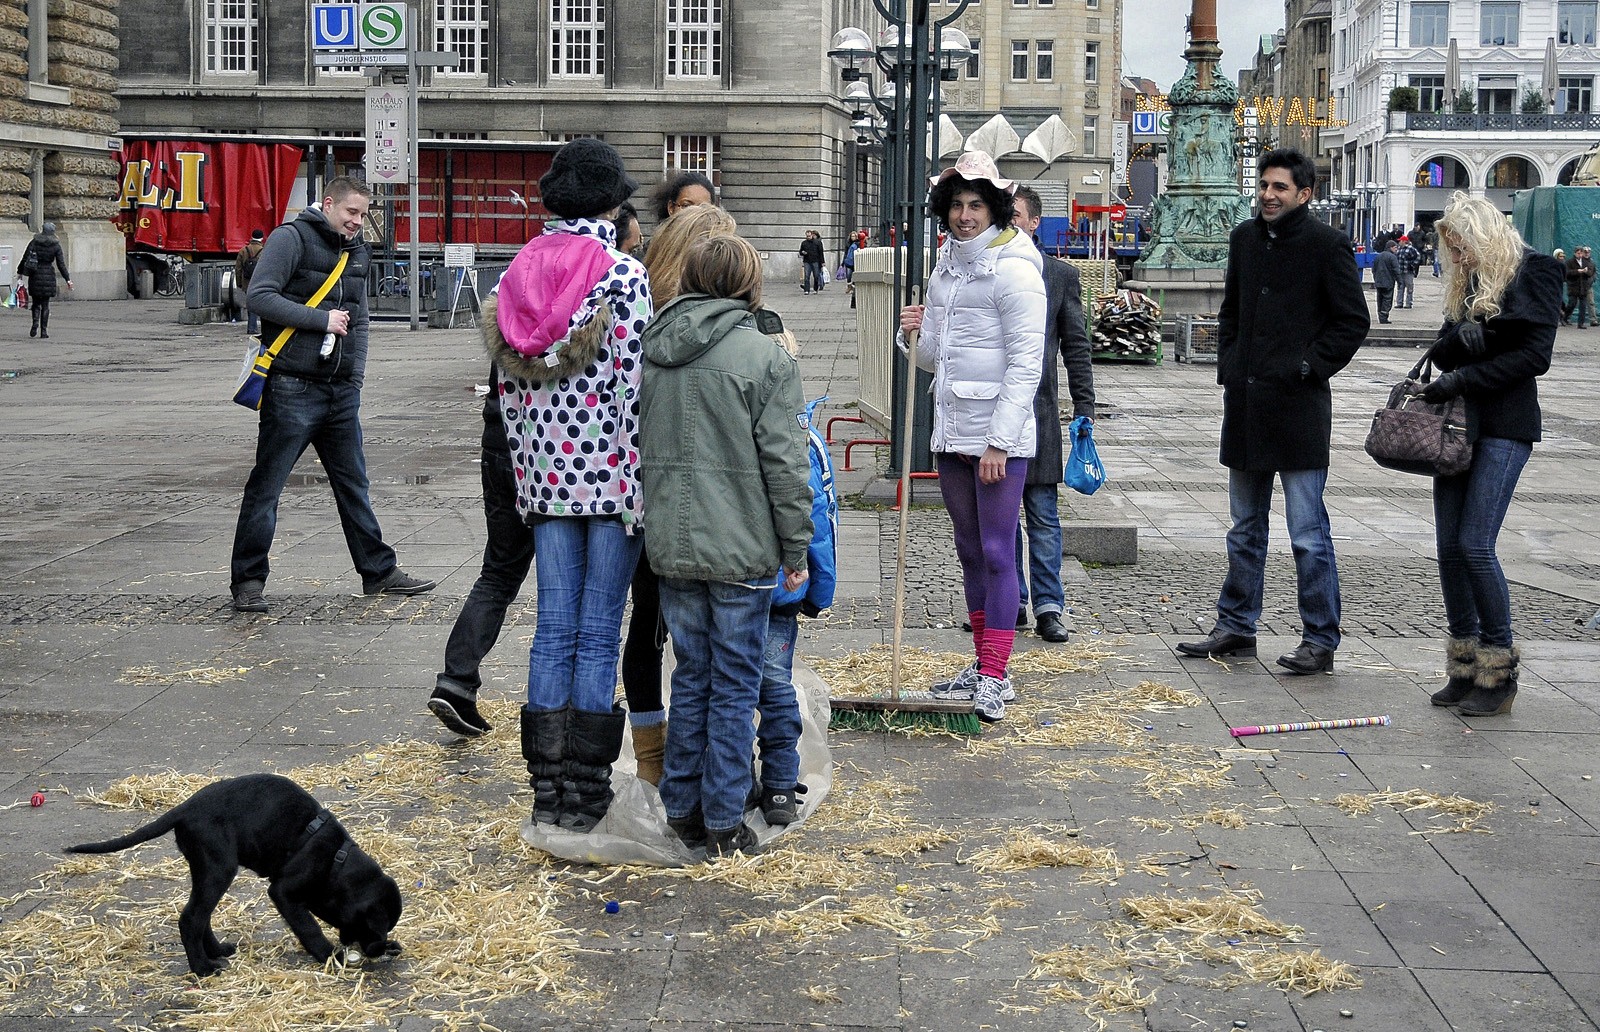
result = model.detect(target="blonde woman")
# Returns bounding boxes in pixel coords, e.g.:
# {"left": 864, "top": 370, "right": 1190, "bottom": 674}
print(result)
{"left": 1417, "top": 193, "right": 1563, "bottom": 716}
{"left": 616, "top": 203, "right": 740, "bottom": 786}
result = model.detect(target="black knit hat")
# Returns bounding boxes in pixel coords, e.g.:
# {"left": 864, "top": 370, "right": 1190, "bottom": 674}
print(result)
{"left": 539, "top": 138, "right": 639, "bottom": 220}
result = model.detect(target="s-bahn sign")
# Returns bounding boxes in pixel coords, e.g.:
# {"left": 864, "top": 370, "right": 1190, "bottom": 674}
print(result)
{"left": 312, "top": 3, "right": 406, "bottom": 51}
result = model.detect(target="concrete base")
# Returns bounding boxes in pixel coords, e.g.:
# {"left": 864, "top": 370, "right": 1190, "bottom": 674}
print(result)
{"left": 50, "top": 220, "right": 127, "bottom": 301}
{"left": 1063, "top": 521, "right": 1139, "bottom": 566}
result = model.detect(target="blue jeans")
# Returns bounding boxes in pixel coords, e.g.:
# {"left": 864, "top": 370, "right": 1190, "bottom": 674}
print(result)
{"left": 1216, "top": 467, "right": 1341, "bottom": 651}
{"left": 1014, "top": 482, "right": 1065, "bottom": 618}
{"left": 803, "top": 262, "right": 824, "bottom": 292}
{"left": 526, "top": 518, "right": 641, "bottom": 714}
{"left": 1397, "top": 273, "right": 1415, "bottom": 307}
{"left": 438, "top": 438, "right": 533, "bottom": 694}
{"left": 756, "top": 611, "right": 803, "bottom": 791}
{"left": 1434, "top": 437, "right": 1531, "bottom": 648}
{"left": 230, "top": 375, "right": 396, "bottom": 592}
{"left": 658, "top": 578, "right": 770, "bottom": 831}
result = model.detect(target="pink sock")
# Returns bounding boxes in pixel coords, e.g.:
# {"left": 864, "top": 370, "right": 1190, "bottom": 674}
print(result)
{"left": 979, "top": 630, "right": 1014, "bottom": 679}
{"left": 968, "top": 611, "right": 986, "bottom": 657}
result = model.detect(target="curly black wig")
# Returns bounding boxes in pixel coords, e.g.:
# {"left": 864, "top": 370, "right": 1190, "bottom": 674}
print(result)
{"left": 928, "top": 175, "right": 1016, "bottom": 233}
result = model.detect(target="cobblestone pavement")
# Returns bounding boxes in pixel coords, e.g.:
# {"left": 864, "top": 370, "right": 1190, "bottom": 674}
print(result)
{"left": 2, "top": 284, "right": 1599, "bottom": 1032}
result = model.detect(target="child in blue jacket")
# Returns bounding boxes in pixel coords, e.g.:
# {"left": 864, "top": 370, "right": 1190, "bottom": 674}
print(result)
{"left": 754, "top": 397, "right": 838, "bottom": 825}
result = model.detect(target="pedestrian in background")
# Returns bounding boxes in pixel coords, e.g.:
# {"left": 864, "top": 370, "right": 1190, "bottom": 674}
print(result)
{"left": 231, "top": 177, "right": 434, "bottom": 613}
{"left": 1395, "top": 235, "right": 1421, "bottom": 309}
{"left": 640, "top": 234, "right": 812, "bottom": 859}
{"left": 900, "top": 150, "right": 1046, "bottom": 723}
{"left": 1177, "top": 148, "right": 1368, "bottom": 675}
{"left": 1417, "top": 193, "right": 1561, "bottom": 716}
{"left": 489, "top": 138, "right": 651, "bottom": 834}
{"left": 798, "top": 230, "right": 825, "bottom": 294}
{"left": 1563, "top": 245, "right": 1594, "bottom": 327}
{"left": 1009, "top": 185, "right": 1095, "bottom": 644}
{"left": 1372, "top": 238, "right": 1401, "bottom": 324}
{"left": 20, "top": 222, "right": 71, "bottom": 339}
{"left": 619, "top": 202, "right": 740, "bottom": 786}
{"left": 234, "top": 229, "right": 265, "bottom": 334}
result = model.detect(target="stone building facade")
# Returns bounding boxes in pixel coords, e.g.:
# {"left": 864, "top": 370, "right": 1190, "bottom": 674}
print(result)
{"left": 1, "top": 0, "right": 124, "bottom": 299}
{"left": 1324, "top": 0, "right": 1600, "bottom": 233}
{"left": 114, "top": 0, "right": 887, "bottom": 277}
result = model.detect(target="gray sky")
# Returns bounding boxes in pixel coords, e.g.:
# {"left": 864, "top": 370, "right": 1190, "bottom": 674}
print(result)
{"left": 1121, "top": 5, "right": 1287, "bottom": 92}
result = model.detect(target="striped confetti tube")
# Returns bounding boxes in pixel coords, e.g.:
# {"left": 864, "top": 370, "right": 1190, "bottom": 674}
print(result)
{"left": 1229, "top": 715, "right": 1390, "bottom": 738}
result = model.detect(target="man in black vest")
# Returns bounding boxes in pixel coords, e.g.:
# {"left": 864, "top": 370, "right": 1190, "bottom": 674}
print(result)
{"left": 1177, "top": 149, "right": 1368, "bottom": 674}
{"left": 229, "top": 176, "right": 434, "bottom": 612}
{"left": 1010, "top": 186, "right": 1096, "bottom": 643}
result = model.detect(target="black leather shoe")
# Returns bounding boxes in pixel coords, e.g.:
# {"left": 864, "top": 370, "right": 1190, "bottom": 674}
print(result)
{"left": 1175, "top": 631, "right": 1257, "bottom": 659}
{"left": 1036, "top": 612, "right": 1071, "bottom": 643}
{"left": 1276, "top": 642, "right": 1335, "bottom": 675}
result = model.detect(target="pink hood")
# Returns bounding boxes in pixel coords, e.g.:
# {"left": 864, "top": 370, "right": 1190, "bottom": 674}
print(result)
{"left": 495, "top": 230, "right": 616, "bottom": 359}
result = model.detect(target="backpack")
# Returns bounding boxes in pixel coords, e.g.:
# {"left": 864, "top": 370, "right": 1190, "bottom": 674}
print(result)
{"left": 773, "top": 396, "right": 839, "bottom": 616}
{"left": 238, "top": 244, "right": 261, "bottom": 285}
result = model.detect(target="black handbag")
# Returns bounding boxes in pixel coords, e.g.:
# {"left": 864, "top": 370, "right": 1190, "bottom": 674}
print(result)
{"left": 1363, "top": 345, "right": 1472, "bottom": 477}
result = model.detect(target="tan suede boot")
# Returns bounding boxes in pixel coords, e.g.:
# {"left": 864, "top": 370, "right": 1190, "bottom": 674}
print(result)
{"left": 632, "top": 722, "right": 666, "bottom": 786}
{"left": 1456, "top": 645, "right": 1519, "bottom": 716}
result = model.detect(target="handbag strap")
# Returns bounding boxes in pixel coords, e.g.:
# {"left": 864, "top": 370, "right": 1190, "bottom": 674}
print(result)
{"left": 1407, "top": 334, "right": 1449, "bottom": 383}
{"left": 260, "top": 250, "right": 350, "bottom": 362}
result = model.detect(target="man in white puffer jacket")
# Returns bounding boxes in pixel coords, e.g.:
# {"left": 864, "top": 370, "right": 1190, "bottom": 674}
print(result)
{"left": 899, "top": 150, "right": 1046, "bottom": 723}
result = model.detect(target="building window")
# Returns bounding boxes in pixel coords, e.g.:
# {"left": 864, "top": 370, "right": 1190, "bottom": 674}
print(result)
{"left": 1409, "top": 74, "right": 1445, "bottom": 112}
{"left": 1559, "top": 2, "right": 1598, "bottom": 44}
{"left": 1478, "top": 76, "right": 1517, "bottom": 113}
{"left": 1559, "top": 76, "right": 1594, "bottom": 113}
{"left": 551, "top": 0, "right": 605, "bottom": 77}
{"left": 435, "top": 0, "right": 487, "bottom": 76}
{"left": 665, "top": 134, "right": 720, "bottom": 181}
{"left": 667, "top": 0, "right": 722, "bottom": 78}
{"left": 965, "top": 36, "right": 981, "bottom": 79}
{"left": 1012, "top": 0, "right": 1027, "bottom": 6}
{"left": 1035, "top": 40, "right": 1053, "bottom": 81}
{"left": 1315, "top": 20, "right": 1330, "bottom": 54}
{"left": 205, "top": 0, "right": 257, "bottom": 74}
{"left": 1011, "top": 40, "right": 1028, "bottom": 81}
{"left": 1409, "top": 2, "right": 1448, "bottom": 46}
{"left": 1083, "top": 115, "right": 1097, "bottom": 155}
{"left": 1038, "top": 0, "right": 1053, "bottom": 6}
{"left": 1480, "top": 2, "right": 1520, "bottom": 46}
{"left": 1086, "top": 0, "right": 1098, "bottom": 8}
{"left": 1084, "top": 40, "right": 1098, "bottom": 84}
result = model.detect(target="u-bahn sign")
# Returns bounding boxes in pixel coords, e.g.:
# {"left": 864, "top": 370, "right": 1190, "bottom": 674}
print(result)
{"left": 312, "top": 3, "right": 406, "bottom": 51}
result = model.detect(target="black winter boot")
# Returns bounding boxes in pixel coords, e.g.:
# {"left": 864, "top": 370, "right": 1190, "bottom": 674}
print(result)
{"left": 520, "top": 706, "right": 568, "bottom": 825}
{"left": 29, "top": 311, "right": 38, "bottom": 337}
{"left": 560, "top": 705, "right": 627, "bottom": 832}
{"left": 1430, "top": 637, "right": 1477, "bottom": 707}
{"left": 1456, "top": 645, "right": 1519, "bottom": 716}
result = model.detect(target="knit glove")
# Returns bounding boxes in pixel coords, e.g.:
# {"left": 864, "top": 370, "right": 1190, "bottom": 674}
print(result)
{"left": 1415, "top": 371, "right": 1463, "bottom": 403}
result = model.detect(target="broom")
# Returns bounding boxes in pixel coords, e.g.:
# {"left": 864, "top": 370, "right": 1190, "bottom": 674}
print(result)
{"left": 830, "top": 298, "right": 984, "bottom": 735}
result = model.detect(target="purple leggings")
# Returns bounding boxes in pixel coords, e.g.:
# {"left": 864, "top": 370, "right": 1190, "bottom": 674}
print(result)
{"left": 937, "top": 452, "right": 1029, "bottom": 626}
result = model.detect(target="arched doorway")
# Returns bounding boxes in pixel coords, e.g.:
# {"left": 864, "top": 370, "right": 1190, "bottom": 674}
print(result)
{"left": 1559, "top": 156, "right": 1583, "bottom": 185}
{"left": 1414, "top": 156, "right": 1470, "bottom": 223}
{"left": 1486, "top": 156, "right": 1540, "bottom": 211}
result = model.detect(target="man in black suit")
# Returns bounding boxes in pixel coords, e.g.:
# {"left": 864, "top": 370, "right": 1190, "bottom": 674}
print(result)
{"left": 1010, "top": 186, "right": 1096, "bottom": 643}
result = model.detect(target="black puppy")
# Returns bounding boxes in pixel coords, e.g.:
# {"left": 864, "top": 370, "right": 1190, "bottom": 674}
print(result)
{"left": 67, "top": 773, "right": 403, "bottom": 977}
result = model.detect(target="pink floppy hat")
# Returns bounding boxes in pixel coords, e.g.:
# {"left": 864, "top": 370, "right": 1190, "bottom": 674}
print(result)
{"left": 929, "top": 149, "right": 1016, "bottom": 194}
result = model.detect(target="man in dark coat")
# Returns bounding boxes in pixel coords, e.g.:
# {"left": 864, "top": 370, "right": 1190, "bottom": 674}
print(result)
{"left": 1011, "top": 186, "right": 1095, "bottom": 643}
{"left": 1371, "top": 239, "right": 1401, "bottom": 323}
{"left": 20, "top": 222, "right": 71, "bottom": 339}
{"left": 1563, "top": 245, "right": 1594, "bottom": 327}
{"left": 1177, "top": 148, "right": 1369, "bottom": 675}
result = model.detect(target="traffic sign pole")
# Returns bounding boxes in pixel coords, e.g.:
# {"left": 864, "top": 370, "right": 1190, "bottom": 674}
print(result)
{"left": 407, "top": 0, "right": 419, "bottom": 330}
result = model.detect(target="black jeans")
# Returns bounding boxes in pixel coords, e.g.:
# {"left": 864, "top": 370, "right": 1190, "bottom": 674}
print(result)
{"left": 620, "top": 546, "right": 666, "bottom": 714}
{"left": 1376, "top": 287, "right": 1393, "bottom": 319}
{"left": 438, "top": 434, "right": 534, "bottom": 693}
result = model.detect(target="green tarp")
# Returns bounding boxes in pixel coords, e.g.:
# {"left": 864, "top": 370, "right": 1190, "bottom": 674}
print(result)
{"left": 1512, "top": 186, "right": 1600, "bottom": 257}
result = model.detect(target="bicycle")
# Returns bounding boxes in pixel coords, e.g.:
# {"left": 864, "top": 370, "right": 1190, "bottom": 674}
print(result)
{"left": 375, "top": 262, "right": 433, "bottom": 300}
{"left": 153, "top": 254, "right": 187, "bottom": 297}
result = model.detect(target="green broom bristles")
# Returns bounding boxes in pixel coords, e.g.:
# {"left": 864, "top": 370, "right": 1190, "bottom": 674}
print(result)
{"left": 828, "top": 706, "right": 985, "bottom": 736}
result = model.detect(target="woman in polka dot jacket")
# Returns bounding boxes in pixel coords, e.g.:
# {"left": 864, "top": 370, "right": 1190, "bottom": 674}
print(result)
{"left": 483, "top": 139, "right": 654, "bottom": 834}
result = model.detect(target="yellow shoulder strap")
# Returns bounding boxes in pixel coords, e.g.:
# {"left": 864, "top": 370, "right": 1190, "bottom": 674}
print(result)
{"left": 261, "top": 250, "right": 351, "bottom": 362}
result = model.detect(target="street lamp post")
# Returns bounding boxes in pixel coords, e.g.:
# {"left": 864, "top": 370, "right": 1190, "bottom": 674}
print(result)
{"left": 830, "top": 5, "right": 973, "bottom": 475}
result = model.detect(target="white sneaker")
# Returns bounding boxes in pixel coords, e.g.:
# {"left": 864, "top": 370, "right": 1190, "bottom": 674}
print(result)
{"left": 929, "top": 661, "right": 981, "bottom": 699}
{"left": 973, "top": 674, "right": 1011, "bottom": 723}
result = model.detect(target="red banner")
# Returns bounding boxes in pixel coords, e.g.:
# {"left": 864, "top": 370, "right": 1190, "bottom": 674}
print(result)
{"left": 113, "top": 140, "right": 304, "bottom": 257}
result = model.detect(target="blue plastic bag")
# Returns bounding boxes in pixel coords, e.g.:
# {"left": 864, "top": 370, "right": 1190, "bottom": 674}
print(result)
{"left": 1064, "top": 415, "right": 1107, "bottom": 495}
